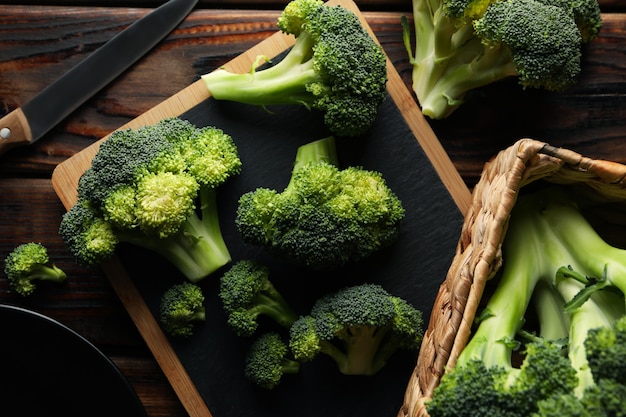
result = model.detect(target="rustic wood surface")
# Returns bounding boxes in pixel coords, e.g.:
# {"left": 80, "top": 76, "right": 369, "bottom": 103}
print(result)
{"left": 1, "top": 1, "right": 625, "bottom": 416}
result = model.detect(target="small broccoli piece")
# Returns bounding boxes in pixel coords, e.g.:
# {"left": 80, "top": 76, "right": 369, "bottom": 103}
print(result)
{"left": 244, "top": 332, "right": 301, "bottom": 389}
{"left": 289, "top": 283, "right": 423, "bottom": 376}
{"left": 235, "top": 136, "right": 405, "bottom": 270}
{"left": 159, "top": 282, "right": 206, "bottom": 338}
{"left": 3, "top": 242, "right": 67, "bottom": 296}
{"left": 402, "top": 0, "right": 601, "bottom": 119}
{"left": 201, "top": 0, "right": 387, "bottom": 137}
{"left": 59, "top": 117, "right": 242, "bottom": 282}
{"left": 219, "top": 260, "right": 298, "bottom": 337}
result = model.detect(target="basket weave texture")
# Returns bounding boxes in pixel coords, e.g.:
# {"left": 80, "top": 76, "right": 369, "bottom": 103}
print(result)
{"left": 397, "top": 138, "right": 626, "bottom": 417}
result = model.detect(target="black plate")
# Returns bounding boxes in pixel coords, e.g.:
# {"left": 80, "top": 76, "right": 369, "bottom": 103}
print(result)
{"left": 0, "top": 304, "right": 147, "bottom": 417}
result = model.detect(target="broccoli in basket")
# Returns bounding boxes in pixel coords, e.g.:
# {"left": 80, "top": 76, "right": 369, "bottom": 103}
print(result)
{"left": 201, "top": 0, "right": 388, "bottom": 138}
{"left": 426, "top": 188, "right": 626, "bottom": 417}
{"left": 59, "top": 117, "right": 242, "bottom": 283}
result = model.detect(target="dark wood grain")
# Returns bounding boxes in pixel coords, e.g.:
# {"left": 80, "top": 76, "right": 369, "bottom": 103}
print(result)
{"left": 4, "top": 0, "right": 625, "bottom": 12}
{"left": 1, "top": 4, "right": 625, "bottom": 417}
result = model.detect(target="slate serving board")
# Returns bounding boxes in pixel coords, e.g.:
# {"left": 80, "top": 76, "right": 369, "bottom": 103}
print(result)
{"left": 51, "top": 1, "right": 472, "bottom": 416}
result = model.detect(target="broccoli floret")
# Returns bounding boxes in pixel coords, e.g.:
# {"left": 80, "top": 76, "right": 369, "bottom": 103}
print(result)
{"left": 427, "top": 187, "right": 626, "bottom": 416}
{"left": 244, "top": 332, "right": 301, "bottom": 389}
{"left": 219, "top": 260, "right": 298, "bottom": 337}
{"left": 59, "top": 117, "right": 242, "bottom": 282}
{"left": 235, "top": 136, "right": 405, "bottom": 270}
{"left": 534, "top": 315, "right": 626, "bottom": 417}
{"left": 3, "top": 242, "right": 67, "bottom": 296}
{"left": 289, "top": 283, "right": 423, "bottom": 376}
{"left": 585, "top": 315, "right": 626, "bottom": 386}
{"left": 159, "top": 282, "right": 206, "bottom": 338}
{"left": 402, "top": 0, "right": 601, "bottom": 119}
{"left": 201, "top": 0, "right": 388, "bottom": 137}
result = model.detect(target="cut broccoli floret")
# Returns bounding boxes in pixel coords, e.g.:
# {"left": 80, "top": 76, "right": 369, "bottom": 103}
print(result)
{"left": 402, "top": 0, "right": 601, "bottom": 119}
{"left": 289, "top": 283, "right": 423, "bottom": 375}
{"left": 235, "top": 136, "right": 405, "bottom": 270}
{"left": 201, "top": 0, "right": 388, "bottom": 137}
{"left": 244, "top": 332, "right": 301, "bottom": 389}
{"left": 219, "top": 260, "right": 298, "bottom": 337}
{"left": 59, "top": 117, "right": 242, "bottom": 282}
{"left": 159, "top": 282, "right": 206, "bottom": 338}
{"left": 3, "top": 242, "right": 67, "bottom": 296}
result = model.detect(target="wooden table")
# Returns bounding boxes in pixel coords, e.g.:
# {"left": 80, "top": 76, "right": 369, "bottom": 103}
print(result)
{"left": 1, "top": 1, "right": 625, "bottom": 416}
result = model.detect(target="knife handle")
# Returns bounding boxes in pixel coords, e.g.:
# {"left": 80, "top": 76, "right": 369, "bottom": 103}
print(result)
{"left": 0, "top": 108, "right": 33, "bottom": 156}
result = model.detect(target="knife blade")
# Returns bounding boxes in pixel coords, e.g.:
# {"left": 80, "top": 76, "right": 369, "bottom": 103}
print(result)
{"left": 0, "top": 0, "right": 198, "bottom": 156}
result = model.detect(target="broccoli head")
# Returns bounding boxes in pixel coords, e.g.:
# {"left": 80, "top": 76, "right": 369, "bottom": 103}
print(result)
{"left": 159, "top": 282, "right": 206, "bottom": 338}
{"left": 201, "top": 0, "right": 388, "bottom": 137}
{"left": 3, "top": 242, "right": 67, "bottom": 296}
{"left": 403, "top": 0, "right": 602, "bottom": 118}
{"left": 288, "top": 283, "right": 423, "bottom": 376}
{"left": 219, "top": 260, "right": 298, "bottom": 336}
{"left": 59, "top": 117, "right": 242, "bottom": 282}
{"left": 244, "top": 332, "right": 301, "bottom": 389}
{"left": 235, "top": 136, "right": 405, "bottom": 270}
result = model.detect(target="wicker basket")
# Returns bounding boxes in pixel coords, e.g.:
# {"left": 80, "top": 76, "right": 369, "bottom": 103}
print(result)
{"left": 397, "top": 138, "right": 626, "bottom": 417}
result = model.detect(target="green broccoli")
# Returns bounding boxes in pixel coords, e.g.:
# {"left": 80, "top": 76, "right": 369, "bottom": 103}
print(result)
{"left": 59, "top": 117, "right": 242, "bottom": 282}
{"left": 244, "top": 332, "right": 301, "bottom": 389}
{"left": 426, "top": 187, "right": 626, "bottom": 417}
{"left": 288, "top": 283, "right": 423, "bottom": 376}
{"left": 218, "top": 260, "right": 298, "bottom": 337}
{"left": 3, "top": 242, "right": 67, "bottom": 296}
{"left": 235, "top": 136, "right": 405, "bottom": 270}
{"left": 159, "top": 282, "right": 206, "bottom": 338}
{"left": 402, "top": 0, "right": 602, "bottom": 119}
{"left": 533, "top": 316, "right": 626, "bottom": 417}
{"left": 201, "top": 0, "right": 388, "bottom": 137}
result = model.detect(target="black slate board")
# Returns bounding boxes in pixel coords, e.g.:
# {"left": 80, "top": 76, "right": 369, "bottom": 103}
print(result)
{"left": 119, "top": 89, "right": 465, "bottom": 417}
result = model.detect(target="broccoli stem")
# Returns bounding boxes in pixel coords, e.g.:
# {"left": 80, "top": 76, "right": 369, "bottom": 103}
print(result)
{"left": 405, "top": 5, "right": 517, "bottom": 119}
{"left": 250, "top": 292, "right": 299, "bottom": 328}
{"left": 342, "top": 325, "right": 392, "bottom": 375}
{"left": 201, "top": 31, "right": 320, "bottom": 106}
{"left": 27, "top": 264, "right": 67, "bottom": 282}
{"left": 292, "top": 135, "right": 338, "bottom": 171}
{"left": 530, "top": 281, "right": 570, "bottom": 342}
{"left": 119, "top": 187, "right": 231, "bottom": 282}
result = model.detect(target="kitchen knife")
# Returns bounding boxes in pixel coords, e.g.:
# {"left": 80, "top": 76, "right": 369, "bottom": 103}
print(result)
{"left": 0, "top": 0, "right": 198, "bottom": 156}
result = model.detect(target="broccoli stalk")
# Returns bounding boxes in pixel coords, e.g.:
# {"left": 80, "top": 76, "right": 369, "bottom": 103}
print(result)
{"left": 116, "top": 186, "right": 230, "bottom": 282}
{"left": 402, "top": 0, "right": 602, "bottom": 119}
{"left": 218, "top": 260, "right": 299, "bottom": 337}
{"left": 159, "top": 282, "right": 206, "bottom": 338}
{"left": 3, "top": 242, "right": 67, "bottom": 296}
{"left": 426, "top": 187, "right": 626, "bottom": 417}
{"left": 59, "top": 118, "right": 241, "bottom": 283}
{"left": 288, "top": 283, "right": 423, "bottom": 376}
{"left": 235, "top": 136, "right": 405, "bottom": 270}
{"left": 201, "top": 0, "right": 388, "bottom": 137}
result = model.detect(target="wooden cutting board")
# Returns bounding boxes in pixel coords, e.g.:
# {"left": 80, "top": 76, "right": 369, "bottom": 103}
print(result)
{"left": 51, "top": 1, "right": 472, "bottom": 416}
